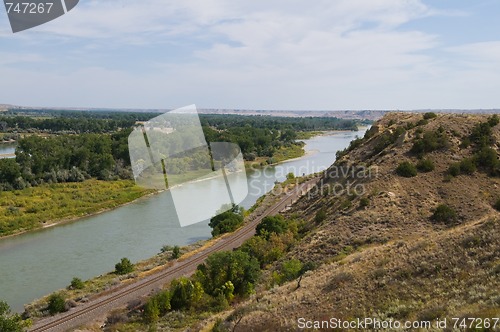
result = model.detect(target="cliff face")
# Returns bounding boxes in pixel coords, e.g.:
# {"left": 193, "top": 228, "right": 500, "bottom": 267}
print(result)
{"left": 224, "top": 112, "right": 500, "bottom": 331}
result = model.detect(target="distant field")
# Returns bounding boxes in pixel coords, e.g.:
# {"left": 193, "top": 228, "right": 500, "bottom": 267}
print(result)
{"left": 0, "top": 180, "right": 154, "bottom": 237}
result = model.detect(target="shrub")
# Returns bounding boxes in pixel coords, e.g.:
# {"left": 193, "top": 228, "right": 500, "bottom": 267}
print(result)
{"left": 447, "top": 163, "right": 461, "bottom": 177}
{"left": 115, "top": 257, "right": 134, "bottom": 275}
{"left": 359, "top": 197, "right": 370, "bottom": 208}
{"left": 459, "top": 158, "right": 476, "bottom": 175}
{"left": 0, "top": 301, "right": 30, "bottom": 331}
{"left": 410, "top": 130, "right": 449, "bottom": 156}
{"left": 47, "top": 293, "right": 66, "bottom": 315}
{"left": 172, "top": 245, "right": 181, "bottom": 259}
{"left": 423, "top": 112, "right": 437, "bottom": 120}
{"left": 474, "top": 147, "right": 499, "bottom": 171}
{"left": 69, "top": 277, "right": 84, "bottom": 290}
{"left": 488, "top": 114, "right": 500, "bottom": 127}
{"left": 314, "top": 208, "right": 327, "bottom": 223}
{"left": 493, "top": 198, "right": 500, "bottom": 212}
{"left": 416, "top": 159, "right": 435, "bottom": 172}
{"left": 396, "top": 161, "right": 417, "bottom": 178}
{"left": 431, "top": 204, "right": 457, "bottom": 224}
{"left": 273, "top": 259, "right": 304, "bottom": 285}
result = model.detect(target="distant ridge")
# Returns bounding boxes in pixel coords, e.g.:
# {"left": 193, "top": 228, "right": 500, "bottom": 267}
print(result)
{"left": 1, "top": 103, "right": 499, "bottom": 121}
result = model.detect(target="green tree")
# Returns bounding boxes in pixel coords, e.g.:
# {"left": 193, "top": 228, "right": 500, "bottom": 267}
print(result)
{"left": 172, "top": 245, "right": 181, "bottom": 259}
{"left": 69, "top": 277, "right": 84, "bottom": 290}
{"left": 0, "top": 301, "right": 31, "bottom": 332}
{"left": 169, "top": 277, "right": 204, "bottom": 310}
{"left": 47, "top": 293, "right": 66, "bottom": 315}
{"left": 209, "top": 205, "right": 244, "bottom": 237}
{"left": 256, "top": 215, "right": 288, "bottom": 238}
{"left": 115, "top": 257, "right": 134, "bottom": 275}
{"left": 195, "top": 251, "right": 260, "bottom": 298}
{"left": 143, "top": 298, "right": 160, "bottom": 323}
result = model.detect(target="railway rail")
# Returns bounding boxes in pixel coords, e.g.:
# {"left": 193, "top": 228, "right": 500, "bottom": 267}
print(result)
{"left": 29, "top": 177, "right": 319, "bottom": 332}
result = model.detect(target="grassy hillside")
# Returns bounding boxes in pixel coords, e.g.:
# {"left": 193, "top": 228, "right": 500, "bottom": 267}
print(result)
{"left": 210, "top": 112, "right": 500, "bottom": 331}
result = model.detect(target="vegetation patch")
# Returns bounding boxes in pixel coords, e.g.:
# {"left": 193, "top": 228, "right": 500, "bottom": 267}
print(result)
{"left": 431, "top": 204, "right": 457, "bottom": 225}
{"left": 396, "top": 161, "right": 417, "bottom": 178}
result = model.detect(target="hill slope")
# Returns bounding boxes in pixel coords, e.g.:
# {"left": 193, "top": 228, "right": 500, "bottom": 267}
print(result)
{"left": 218, "top": 112, "right": 500, "bottom": 331}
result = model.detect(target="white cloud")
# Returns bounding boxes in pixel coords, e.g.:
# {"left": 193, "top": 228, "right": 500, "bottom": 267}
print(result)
{"left": 1, "top": 0, "right": 499, "bottom": 109}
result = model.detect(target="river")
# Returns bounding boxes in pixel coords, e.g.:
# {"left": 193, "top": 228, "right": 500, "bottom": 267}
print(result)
{"left": 0, "top": 142, "right": 16, "bottom": 158}
{"left": 0, "top": 129, "right": 366, "bottom": 312}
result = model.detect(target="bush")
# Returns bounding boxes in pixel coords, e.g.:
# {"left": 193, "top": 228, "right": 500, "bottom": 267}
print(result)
{"left": 488, "top": 114, "right": 500, "bottom": 127}
{"left": 410, "top": 130, "right": 449, "bottom": 156}
{"left": 115, "top": 257, "right": 134, "bottom": 275}
{"left": 396, "top": 161, "right": 417, "bottom": 177}
{"left": 493, "top": 198, "right": 500, "bottom": 212}
{"left": 423, "top": 112, "right": 437, "bottom": 120}
{"left": 447, "top": 163, "right": 461, "bottom": 177}
{"left": 459, "top": 158, "right": 476, "bottom": 175}
{"left": 314, "top": 208, "right": 327, "bottom": 223}
{"left": 0, "top": 301, "right": 30, "bottom": 331}
{"left": 416, "top": 159, "right": 435, "bottom": 172}
{"left": 359, "top": 197, "right": 370, "bottom": 208}
{"left": 47, "top": 293, "right": 66, "bottom": 315}
{"left": 474, "top": 147, "right": 499, "bottom": 171}
{"left": 279, "top": 259, "right": 303, "bottom": 283}
{"left": 172, "top": 245, "right": 181, "bottom": 259}
{"left": 431, "top": 204, "right": 457, "bottom": 224}
{"left": 69, "top": 277, "right": 84, "bottom": 290}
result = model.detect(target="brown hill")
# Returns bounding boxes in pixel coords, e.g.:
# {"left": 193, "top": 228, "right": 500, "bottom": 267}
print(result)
{"left": 213, "top": 112, "right": 500, "bottom": 331}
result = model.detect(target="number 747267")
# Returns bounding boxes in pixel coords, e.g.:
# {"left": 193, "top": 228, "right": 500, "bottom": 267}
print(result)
{"left": 5, "top": 2, "right": 54, "bottom": 14}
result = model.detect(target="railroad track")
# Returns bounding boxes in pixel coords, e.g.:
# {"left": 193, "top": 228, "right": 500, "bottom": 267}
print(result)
{"left": 30, "top": 177, "right": 319, "bottom": 332}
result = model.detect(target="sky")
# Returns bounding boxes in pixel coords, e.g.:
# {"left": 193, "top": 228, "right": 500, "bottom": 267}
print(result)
{"left": 1, "top": 0, "right": 500, "bottom": 110}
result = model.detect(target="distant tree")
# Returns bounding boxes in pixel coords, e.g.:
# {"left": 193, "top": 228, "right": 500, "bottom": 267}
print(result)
{"left": 423, "top": 112, "right": 437, "bottom": 120}
{"left": 286, "top": 172, "right": 295, "bottom": 180}
{"left": 115, "top": 257, "right": 134, "bottom": 275}
{"left": 47, "top": 293, "right": 66, "bottom": 315}
{"left": 0, "top": 301, "right": 31, "bottom": 332}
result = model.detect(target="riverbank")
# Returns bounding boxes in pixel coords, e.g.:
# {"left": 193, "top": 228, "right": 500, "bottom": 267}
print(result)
{"left": 0, "top": 180, "right": 155, "bottom": 239}
{"left": 23, "top": 174, "right": 314, "bottom": 321}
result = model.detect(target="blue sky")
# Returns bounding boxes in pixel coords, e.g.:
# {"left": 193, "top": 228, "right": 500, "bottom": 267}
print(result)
{"left": 1, "top": 0, "right": 500, "bottom": 110}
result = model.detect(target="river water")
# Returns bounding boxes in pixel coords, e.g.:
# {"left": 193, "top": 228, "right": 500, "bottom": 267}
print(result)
{"left": 0, "top": 129, "right": 365, "bottom": 312}
{"left": 0, "top": 143, "right": 16, "bottom": 158}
